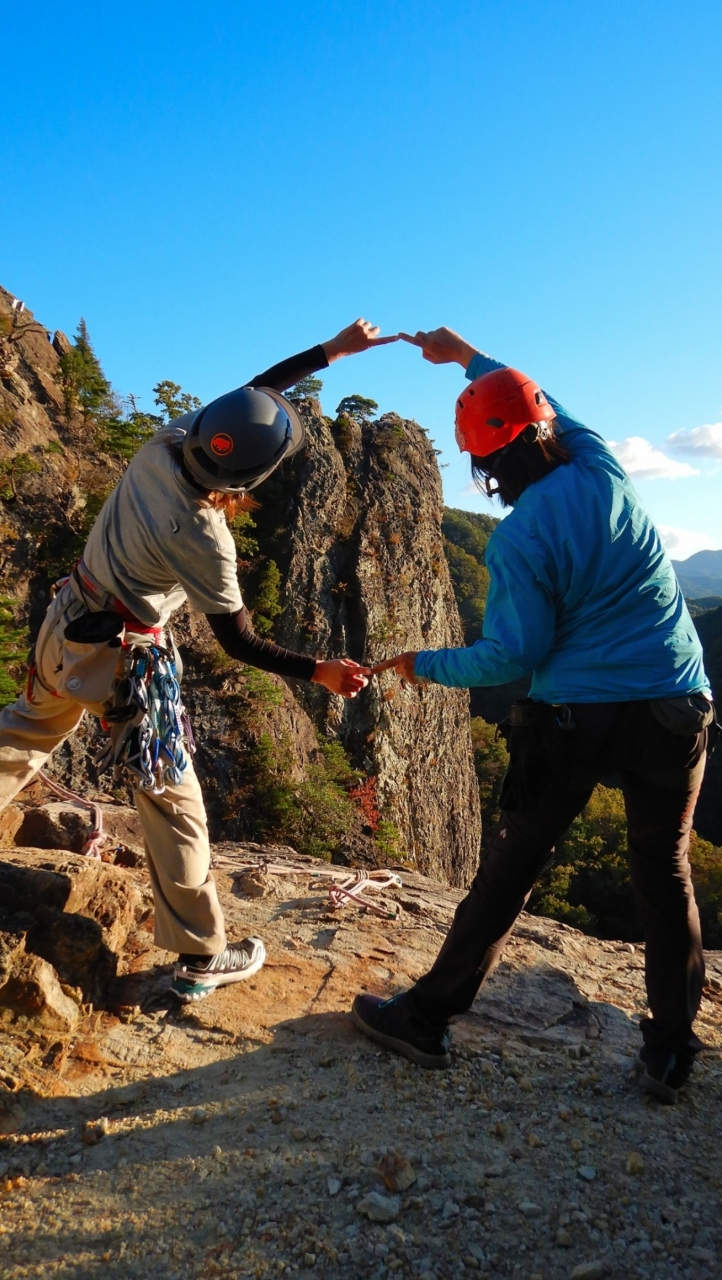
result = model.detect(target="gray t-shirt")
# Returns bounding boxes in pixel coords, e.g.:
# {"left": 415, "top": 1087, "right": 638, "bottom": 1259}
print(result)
{"left": 82, "top": 417, "right": 243, "bottom": 626}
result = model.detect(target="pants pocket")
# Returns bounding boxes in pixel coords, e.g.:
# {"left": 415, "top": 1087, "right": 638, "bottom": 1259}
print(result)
{"left": 56, "top": 637, "right": 124, "bottom": 706}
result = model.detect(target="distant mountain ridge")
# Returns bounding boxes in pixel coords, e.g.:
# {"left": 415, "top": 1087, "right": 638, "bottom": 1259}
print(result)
{"left": 672, "top": 549, "right": 722, "bottom": 598}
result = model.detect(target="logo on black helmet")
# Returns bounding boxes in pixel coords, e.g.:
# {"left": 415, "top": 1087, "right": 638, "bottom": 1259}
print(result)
{"left": 210, "top": 433, "right": 234, "bottom": 457}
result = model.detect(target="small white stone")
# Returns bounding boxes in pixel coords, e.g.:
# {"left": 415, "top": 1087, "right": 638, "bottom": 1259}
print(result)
{"left": 327, "top": 1176, "right": 341, "bottom": 1196}
{"left": 357, "top": 1191, "right": 400, "bottom": 1223}
{"left": 578, "top": 1165, "right": 597, "bottom": 1182}
{"left": 519, "top": 1200, "right": 542, "bottom": 1218}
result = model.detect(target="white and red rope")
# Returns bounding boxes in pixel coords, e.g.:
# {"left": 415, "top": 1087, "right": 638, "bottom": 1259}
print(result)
{"left": 36, "top": 771, "right": 106, "bottom": 860}
{"left": 242, "top": 860, "right": 402, "bottom": 918}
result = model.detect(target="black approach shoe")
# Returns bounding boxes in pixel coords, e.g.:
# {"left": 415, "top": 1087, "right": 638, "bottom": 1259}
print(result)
{"left": 351, "top": 992, "right": 451, "bottom": 1069}
{"left": 635, "top": 1045, "right": 695, "bottom": 1104}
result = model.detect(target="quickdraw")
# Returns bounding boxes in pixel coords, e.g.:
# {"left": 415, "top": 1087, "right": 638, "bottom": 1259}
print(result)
{"left": 95, "top": 638, "right": 195, "bottom": 794}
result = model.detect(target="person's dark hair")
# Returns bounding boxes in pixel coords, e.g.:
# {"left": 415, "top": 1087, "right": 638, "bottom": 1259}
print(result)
{"left": 471, "top": 419, "right": 571, "bottom": 507}
{"left": 165, "top": 438, "right": 259, "bottom": 517}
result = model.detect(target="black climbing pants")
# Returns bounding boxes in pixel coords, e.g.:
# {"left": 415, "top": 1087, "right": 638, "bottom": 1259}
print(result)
{"left": 409, "top": 701, "right": 709, "bottom": 1055}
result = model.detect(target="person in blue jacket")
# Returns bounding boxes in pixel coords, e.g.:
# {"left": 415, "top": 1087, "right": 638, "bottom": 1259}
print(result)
{"left": 353, "top": 326, "right": 715, "bottom": 1104}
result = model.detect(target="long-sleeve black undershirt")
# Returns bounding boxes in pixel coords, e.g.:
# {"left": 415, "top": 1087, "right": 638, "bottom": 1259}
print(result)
{"left": 246, "top": 344, "right": 329, "bottom": 394}
{"left": 206, "top": 607, "right": 317, "bottom": 682}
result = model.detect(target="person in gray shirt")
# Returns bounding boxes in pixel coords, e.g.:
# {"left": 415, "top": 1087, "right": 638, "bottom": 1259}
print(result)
{"left": 0, "top": 318, "right": 395, "bottom": 1002}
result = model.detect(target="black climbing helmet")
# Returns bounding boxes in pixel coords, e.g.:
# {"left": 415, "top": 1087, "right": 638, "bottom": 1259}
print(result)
{"left": 181, "top": 386, "right": 305, "bottom": 492}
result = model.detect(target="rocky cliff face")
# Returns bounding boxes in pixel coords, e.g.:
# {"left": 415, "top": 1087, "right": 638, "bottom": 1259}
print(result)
{"left": 273, "top": 404, "right": 480, "bottom": 886}
{"left": 0, "top": 286, "right": 480, "bottom": 886}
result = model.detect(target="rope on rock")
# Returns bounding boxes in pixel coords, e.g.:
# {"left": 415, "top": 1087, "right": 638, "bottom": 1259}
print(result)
{"left": 242, "top": 859, "right": 402, "bottom": 919}
{"left": 36, "top": 771, "right": 105, "bottom": 860}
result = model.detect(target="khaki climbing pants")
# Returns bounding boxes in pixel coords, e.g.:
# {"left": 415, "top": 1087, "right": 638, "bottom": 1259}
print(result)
{"left": 0, "top": 589, "right": 226, "bottom": 956}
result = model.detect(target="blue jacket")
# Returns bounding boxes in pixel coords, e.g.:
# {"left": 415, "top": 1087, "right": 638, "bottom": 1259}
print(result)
{"left": 415, "top": 352, "right": 711, "bottom": 702}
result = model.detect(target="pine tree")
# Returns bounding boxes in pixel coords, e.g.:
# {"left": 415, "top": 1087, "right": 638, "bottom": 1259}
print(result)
{"left": 58, "top": 319, "right": 115, "bottom": 423}
{"left": 153, "top": 381, "right": 202, "bottom": 421}
{"left": 335, "top": 394, "right": 378, "bottom": 423}
{"left": 287, "top": 375, "right": 323, "bottom": 404}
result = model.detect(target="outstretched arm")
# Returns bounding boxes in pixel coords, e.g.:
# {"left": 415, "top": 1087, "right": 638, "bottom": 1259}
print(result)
{"left": 248, "top": 318, "right": 398, "bottom": 393}
{"left": 206, "top": 609, "right": 369, "bottom": 698}
{"left": 399, "top": 327, "right": 586, "bottom": 431}
{"left": 370, "top": 529, "right": 556, "bottom": 689}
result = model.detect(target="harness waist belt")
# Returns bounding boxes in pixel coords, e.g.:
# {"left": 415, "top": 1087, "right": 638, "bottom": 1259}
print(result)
{"left": 70, "top": 561, "right": 162, "bottom": 636}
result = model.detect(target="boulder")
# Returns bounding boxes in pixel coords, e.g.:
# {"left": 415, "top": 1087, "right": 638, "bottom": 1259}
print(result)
{"left": 15, "top": 802, "right": 90, "bottom": 853}
{"left": 0, "top": 805, "right": 24, "bottom": 849}
{"left": 0, "top": 949, "right": 79, "bottom": 1030}
{"left": 0, "top": 850, "right": 142, "bottom": 1004}
{"left": 15, "top": 800, "right": 145, "bottom": 863}
{"left": 51, "top": 329, "right": 73, "bottom": 358}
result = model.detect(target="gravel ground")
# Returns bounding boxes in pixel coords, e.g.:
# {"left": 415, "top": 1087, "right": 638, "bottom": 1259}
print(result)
{"left": 1, "top": 852, "right": 721, "bottom": 1280}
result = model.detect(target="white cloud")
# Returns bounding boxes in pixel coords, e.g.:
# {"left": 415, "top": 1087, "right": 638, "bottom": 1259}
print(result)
{"left": 657, "top": 525, "right": 722, "bottom": 561}
{"left": 607, "top": 436, "right": 699, "bottom": 480}
{"left": 665, "top": 422, "right": 722, "bottom": 458}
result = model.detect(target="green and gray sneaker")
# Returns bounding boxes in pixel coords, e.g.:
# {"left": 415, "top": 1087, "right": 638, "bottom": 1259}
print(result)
{"left": 171, "top": 938, "right": 266, "bottom": 1002}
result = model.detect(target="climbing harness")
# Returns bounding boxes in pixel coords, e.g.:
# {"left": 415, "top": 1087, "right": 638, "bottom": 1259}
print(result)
{"left": 95, "top": 639, "right": 195, "bottom": 794}
{"left": 235, "top": 858, "right": 402, "bottom": 919}
{"left": 36, "top": 771, "right": 106, "bottom": 860}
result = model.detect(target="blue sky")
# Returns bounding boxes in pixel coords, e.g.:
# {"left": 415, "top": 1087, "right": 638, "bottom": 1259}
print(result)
{"left": 3, "top": 1, "right": 721, "bottom": 560}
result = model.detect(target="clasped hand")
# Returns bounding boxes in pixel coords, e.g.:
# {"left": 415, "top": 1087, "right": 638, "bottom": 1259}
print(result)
{"left": 311, "top": 653, "right": 421, "bottom": 698}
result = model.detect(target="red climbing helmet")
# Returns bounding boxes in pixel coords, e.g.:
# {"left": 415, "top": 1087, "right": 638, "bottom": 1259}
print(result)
{"left": 455, "top": 367, "right": 555, "bottom": 458}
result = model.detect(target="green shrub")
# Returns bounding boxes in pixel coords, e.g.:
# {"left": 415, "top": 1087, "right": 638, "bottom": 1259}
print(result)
{"left": 0, "top": 597, "right": 27, "bottom": 708}
{"left": 0, "top": 452, "right": 42, "bottom": 503}
{"left": 470, "top": 716, "right": 509, "bottom": 853}
{"left": 228, "top": 510, "right": 259, "bottom": 559}
{"left": 98, "top": 410, "right": 158, "bottom": 461}
{"left": 292, "top": 765, "right": 357, "bottom": 860}
{"left": 250, "top": 559, "right": 283, "bottom": 636}
{"left": 375, "top": 818, "right": 405, "bottom": 862}
{"left": 689, "top": 832, "right": 722, "bottom": 948}
{"left": 242, "top": 667, "right": 284, "bottom": 708}
{"left": 243, "top": 730, "right": 357, "bottom": 860}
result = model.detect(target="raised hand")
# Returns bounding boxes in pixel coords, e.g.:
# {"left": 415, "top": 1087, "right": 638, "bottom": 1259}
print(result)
{"left": 322, "top": 319, "right": 399, "bottom": 363}
{"left": 369, "top": 652, "right": 420, "bottom": 684}
{"left": 312, "top": 657, "right": 371, "bottom": 698}
{"left": 399, "top": 327, "right": 478, "bottom": 369}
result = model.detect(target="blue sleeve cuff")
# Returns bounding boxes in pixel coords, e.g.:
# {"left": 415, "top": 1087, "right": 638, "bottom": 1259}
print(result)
{"left": 465, "top": 351, "right": 507, "bottom": 382}
{"left": 414, "top": 651, "right": 435, "bottom": 682}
